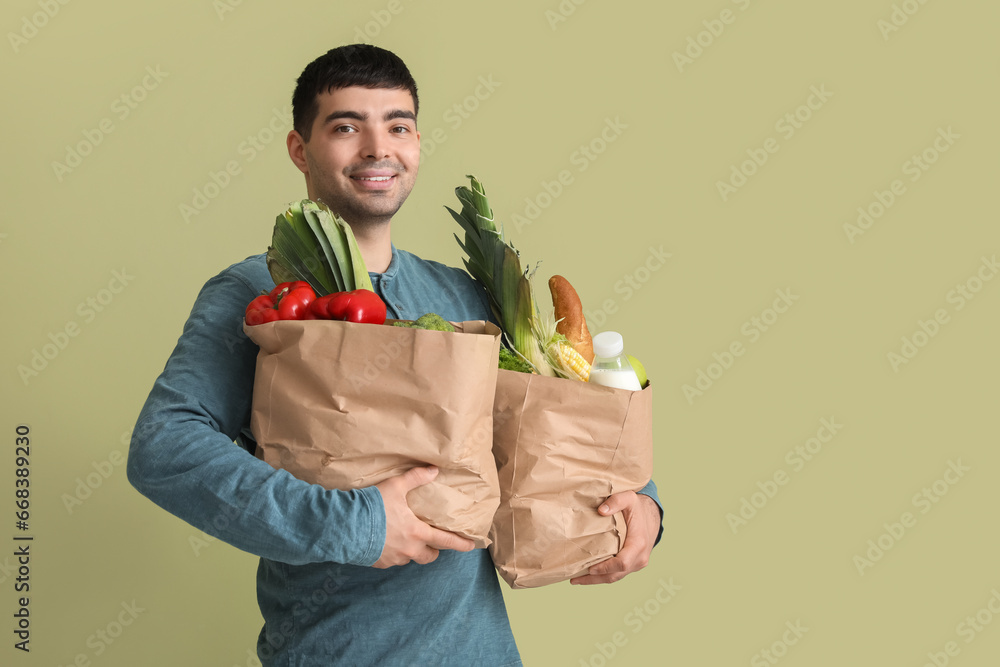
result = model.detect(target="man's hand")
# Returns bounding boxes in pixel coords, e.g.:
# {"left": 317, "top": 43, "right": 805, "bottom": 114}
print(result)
{"left": 373, "top": 465, "right": 475, "bottom": 569}
{"left": 570, "top": 491, "right": 661, "bottom": 585}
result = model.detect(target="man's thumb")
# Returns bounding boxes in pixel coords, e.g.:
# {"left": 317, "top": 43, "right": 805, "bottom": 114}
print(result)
{"left": 599, "top": 490, "right": 635, "bottom": 515}
{"left": 400, "top": 465, "right": 439, "bottom": 491}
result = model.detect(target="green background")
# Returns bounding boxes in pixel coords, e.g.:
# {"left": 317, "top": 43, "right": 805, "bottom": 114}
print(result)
{"left": 3, "top": 0, "right": 999, "bottom": 665}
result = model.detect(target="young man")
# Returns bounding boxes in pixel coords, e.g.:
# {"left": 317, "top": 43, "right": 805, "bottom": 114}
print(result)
{"left": 128, "top": 44, "right": 663, "bottom": 666}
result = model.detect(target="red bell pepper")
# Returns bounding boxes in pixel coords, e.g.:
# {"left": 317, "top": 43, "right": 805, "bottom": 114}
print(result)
{"left": 323, "top": 289, "right": 387, "bottom": 324}
{"left": 245, "top": 295, "right": 280, "bottom": 325}
{"left": 275, "top": 284, "right": 315, "bottom": 320}
{"left": 268, "top": 281, "right": 311, "bottom": 301}
{"left": 305, "top": 293, "right": 339, "bottom": 320}
{"left": 245, "top": 281, "right": 317, "bottom": 325}
{"left": 246, "top": 283, "right": 385, "bottom": 326}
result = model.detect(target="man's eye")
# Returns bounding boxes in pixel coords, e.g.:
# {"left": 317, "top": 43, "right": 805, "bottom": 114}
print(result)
{"left": 392, "top": 126, "right": 410, "bottom": 134}
{"left": 334, "top": 125, "right": 356, "bottom": 133}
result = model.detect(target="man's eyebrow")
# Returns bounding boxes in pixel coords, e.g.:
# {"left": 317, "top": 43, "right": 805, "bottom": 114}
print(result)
{"left": 321, "top": 109, "right": 416, "bottom": 126}
{"left": 322, "top": 110, "right": 367, "bottom": 126}
{"left": 384, "top": 109, "right": 416, "bottom": 122}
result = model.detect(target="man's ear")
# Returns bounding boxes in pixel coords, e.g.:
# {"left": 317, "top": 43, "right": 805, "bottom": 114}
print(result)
{"left": 287, "top": 130, "right": 308, "bottom": 174}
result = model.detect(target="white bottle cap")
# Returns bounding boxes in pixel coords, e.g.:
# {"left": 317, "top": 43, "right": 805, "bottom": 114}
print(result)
{"left": 592, "top": 331, "right": 624, "bottom": 358}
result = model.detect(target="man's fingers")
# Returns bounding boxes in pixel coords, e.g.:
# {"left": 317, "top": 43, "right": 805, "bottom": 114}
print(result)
{"left": 426, "top": 527, "right": 475, "bottom": 553}
{"left": 413, "top": 547, "right": 440, "bottom": 565}
{"left": 588, "top": 553, "right": 627, "bottom": 577}
{"left": 576, "top": 542, "right": 647, "bottom": 579}
{"left": 571, "top": 553, "right": 631, "bottom": 585}
{"left": 608, "top": 541, "right": 649, "bottom": 572}
{"left": 571, "top": 555, "right": 625, "bottom": 584}
{"left": 599, "top": 490, "right": 636, "bottom": 516}
{"left": 572, "top": 492, "right": 656, "bottom": 585}
{"left": 571, "top": 571, "right": 629, "bottom": 585}
{"left": 398, "top": 465, "right": 439, "bottom": 492}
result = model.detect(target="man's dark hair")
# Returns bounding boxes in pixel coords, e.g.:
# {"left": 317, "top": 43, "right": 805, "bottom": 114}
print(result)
{"left": 292, "top": 44, "right": 419, "bottom": 142}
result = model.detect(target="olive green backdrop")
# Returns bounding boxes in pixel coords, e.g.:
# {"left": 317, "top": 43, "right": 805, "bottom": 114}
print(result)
{"left": 3, "top": 0, "right": 999, "bottom": 665}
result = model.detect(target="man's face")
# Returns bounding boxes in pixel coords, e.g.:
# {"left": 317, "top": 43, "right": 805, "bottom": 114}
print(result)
{"left": 289, "top": 85, "right": 420, "bottom": 228}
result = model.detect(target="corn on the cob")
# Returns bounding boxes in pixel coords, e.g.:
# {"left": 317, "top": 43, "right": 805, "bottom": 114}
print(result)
{"left": 552, "top": 340, "right": 590, "bottom": 381}
{"left": 531, "top": 310, "right": 589, "bottom": 381}
{"left": 449, "top": 175, "right": 594, "bottom": 381}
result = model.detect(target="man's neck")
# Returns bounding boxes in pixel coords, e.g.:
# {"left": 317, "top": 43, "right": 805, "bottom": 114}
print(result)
{"left": 350, "top": 222, "right": 393, "bottom": 274}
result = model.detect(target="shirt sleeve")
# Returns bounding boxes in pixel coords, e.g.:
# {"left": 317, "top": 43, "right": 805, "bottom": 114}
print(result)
{"left": 126, "top": 267, "right": 386, "bottom": 566}
{"left": 636, "top": 479, "right": 664, "bottom": 547}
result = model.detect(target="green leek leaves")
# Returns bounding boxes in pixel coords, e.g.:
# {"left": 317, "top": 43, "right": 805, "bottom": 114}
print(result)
{"left": 266, "top": 200, "right": 373, "bottom": 296}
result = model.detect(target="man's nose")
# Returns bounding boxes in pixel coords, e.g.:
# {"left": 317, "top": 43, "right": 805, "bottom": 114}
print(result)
{"left": 360, "top": 131, "right": 391, "bottom": 160}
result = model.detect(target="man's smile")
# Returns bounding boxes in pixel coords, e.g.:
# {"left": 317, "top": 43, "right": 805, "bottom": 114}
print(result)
{"left": 350, "top": 169, "right": 398, "bottom": 190}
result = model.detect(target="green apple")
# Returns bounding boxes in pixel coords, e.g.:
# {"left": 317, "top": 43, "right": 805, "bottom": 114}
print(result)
{"left": 626, "top": 354, "right": 648, "bottom": 388}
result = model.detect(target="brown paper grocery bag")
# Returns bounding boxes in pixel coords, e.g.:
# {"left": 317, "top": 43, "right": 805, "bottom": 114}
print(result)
{"left": 489, "top": 370, "right": 653, "bottom": 588}
{"left": 243, "top": 319, "right": 502, "bottom": 548}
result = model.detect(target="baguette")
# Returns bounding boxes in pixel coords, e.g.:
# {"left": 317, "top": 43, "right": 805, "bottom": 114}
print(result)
{"left": 548, "top": 275, "right": 594, "bottom": 364}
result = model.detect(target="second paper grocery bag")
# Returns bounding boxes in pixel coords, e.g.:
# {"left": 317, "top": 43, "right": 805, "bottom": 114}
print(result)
{"left": 244, "top": 318, "right": 502, "bottom": 548}
{"left": 489, "top": 370, "right": 654, "bottom": 588}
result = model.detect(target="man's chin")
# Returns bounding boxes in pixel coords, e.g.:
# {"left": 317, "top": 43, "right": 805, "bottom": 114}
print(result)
{"left": 338, "top": 203, "right": 404, "bottom": 228}
{"left": 314, "top": 185, "right": 412, "bottom": 225}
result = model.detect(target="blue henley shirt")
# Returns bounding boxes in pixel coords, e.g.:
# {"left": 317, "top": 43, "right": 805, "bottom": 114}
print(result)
{"left": 127, "top": 246, "right": 662, "bottom": 666}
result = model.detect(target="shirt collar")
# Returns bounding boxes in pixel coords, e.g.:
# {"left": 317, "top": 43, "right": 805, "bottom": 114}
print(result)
{"left": 370, "top": 243, "right": 401, "bottom": 282}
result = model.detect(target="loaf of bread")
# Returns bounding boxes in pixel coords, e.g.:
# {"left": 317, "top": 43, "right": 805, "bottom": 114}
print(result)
{"left": 548, "top": 275, "right": 594, "bottom": 364}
